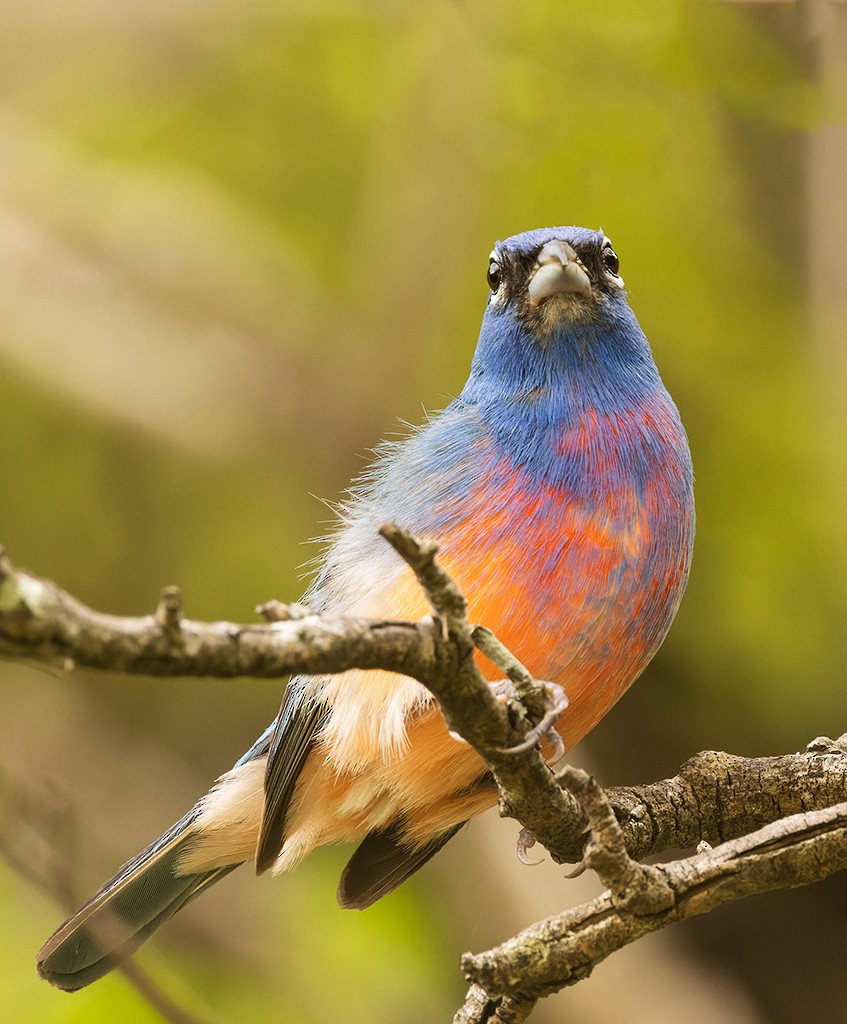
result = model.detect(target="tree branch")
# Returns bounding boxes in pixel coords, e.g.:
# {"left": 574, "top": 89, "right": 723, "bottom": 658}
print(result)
{"left": 603, "top": 735, "right": 847, "bottom": 863}
{"left": 0, "top": 542, "right": 438, "bottom": 680}
{"left": 461, "top": 800, "right": 847, "bottom": 1002}
{"left": 0, "top": 536, "right": 586, "bottom": 865}
{"left": 2, "top": 534, "right": 847, "bottom": 1021}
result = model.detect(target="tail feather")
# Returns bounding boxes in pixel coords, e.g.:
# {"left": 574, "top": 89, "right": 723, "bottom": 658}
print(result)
{"left": 337, "top": 822, "right": 465, "bottom": 910}
{"left": 37, "top": 810, "right": 241, "bottom": 991}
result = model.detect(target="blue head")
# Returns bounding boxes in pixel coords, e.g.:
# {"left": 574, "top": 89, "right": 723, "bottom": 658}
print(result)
{"left": 461, "top": 226, "right": 661, "bottom": 407}
{"left": 449, "top": 226, "right": 691, "bottom": 497}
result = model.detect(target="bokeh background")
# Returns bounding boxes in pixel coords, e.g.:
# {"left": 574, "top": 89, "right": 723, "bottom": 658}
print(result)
{"left": 1, "top": 1, "right": 846, "bottom": 1022}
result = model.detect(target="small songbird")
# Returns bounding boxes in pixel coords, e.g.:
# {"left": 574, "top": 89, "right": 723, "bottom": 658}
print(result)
{"left": 38, "top": 226, "right": 695, "bottom": 990}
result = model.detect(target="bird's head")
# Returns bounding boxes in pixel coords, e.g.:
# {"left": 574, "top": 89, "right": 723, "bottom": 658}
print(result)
{"left": 463, "top": 226, "right": 658, "bottom": 402}
{"left": 486, "top": 226, "right": 626, "bottom": 336}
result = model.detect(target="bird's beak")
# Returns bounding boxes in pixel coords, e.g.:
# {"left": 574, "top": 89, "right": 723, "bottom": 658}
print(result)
{"left": 527, "top": 240, "right": 593, "bottom": 307}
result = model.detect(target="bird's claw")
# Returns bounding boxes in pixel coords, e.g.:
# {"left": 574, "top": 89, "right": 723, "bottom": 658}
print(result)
{"left": 516, "top": 827, "right": 543, "bottom": 865}
{"left": 499, "top": 681, "right": 568, "bottom": 760}
{"left": 564, "top": 859, "right": 588, "bottom": 879}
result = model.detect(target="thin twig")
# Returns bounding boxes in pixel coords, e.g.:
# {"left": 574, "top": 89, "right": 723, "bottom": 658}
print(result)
{"left": 0, "top": 546, "right": 440, "bottom": 680}
{"left": 378, "top": 522, "right": 468, "bottom": 636}
{"left": 0, "top": 773, "right": 217, "bottom": 1024}
{"left": 462, "top": 801, "right": 847, "bottom": 1000}
{"left": 556, "top": 765, "right": 674, "bottom": 914}
{"left": 155, "top": 585, "right": 183, "bottom": 634}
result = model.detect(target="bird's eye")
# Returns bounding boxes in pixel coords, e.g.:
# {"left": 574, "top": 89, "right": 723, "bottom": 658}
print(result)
{"left": 602, "top": 245, "right": 620, "bottom": 276}
{"left": 487, "top": 259, "right": 502, "bottom": 292}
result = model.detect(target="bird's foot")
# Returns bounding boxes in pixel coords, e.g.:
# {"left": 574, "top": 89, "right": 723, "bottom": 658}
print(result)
{"left": 499, "top": 680, "right": 568, "bottom": 761}
{"left": 471, "top": 625, "right": 568, "bottom": 760}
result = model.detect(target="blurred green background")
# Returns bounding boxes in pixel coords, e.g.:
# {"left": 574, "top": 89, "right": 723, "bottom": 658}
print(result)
{"left": 1, "top": 1, "right": 845, "bottom": 1022}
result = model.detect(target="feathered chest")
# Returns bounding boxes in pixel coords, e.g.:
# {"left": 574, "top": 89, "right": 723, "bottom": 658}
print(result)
{"left": 434, "top": 391, "right": 694, "bottom": 736}
{"left": 312, "top": 382, "right": 694, "bottom": 753}
{"left": 320, "top": 387, "right": 693, "bottom": 614}
{"left": 436, "top": 385, "right": 691, "bottom": 557}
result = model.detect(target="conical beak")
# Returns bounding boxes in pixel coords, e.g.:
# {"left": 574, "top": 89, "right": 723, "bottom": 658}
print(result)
{"left": 527, "top": 240, "right": 593, "bottom": 307}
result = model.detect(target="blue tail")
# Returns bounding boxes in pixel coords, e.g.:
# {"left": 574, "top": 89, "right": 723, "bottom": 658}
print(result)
{"left": 37, "top": 809, "right": 239, "bottom": 991}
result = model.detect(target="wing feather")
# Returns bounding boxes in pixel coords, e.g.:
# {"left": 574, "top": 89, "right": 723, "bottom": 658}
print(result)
{"left": 255, "top": 679, "right": 329, "bottom": 873}
{"left": 336, "top": 822, "right": 465, "bottom": 910}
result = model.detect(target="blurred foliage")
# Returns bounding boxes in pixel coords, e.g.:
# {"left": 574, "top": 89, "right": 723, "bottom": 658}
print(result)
{"left": 1, "top": 2, "right": 845, "bottom": 1022}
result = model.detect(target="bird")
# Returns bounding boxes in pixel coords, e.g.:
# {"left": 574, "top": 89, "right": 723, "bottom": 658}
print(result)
{"left": 37, "top": 225, "right": 695, "bottom": 990}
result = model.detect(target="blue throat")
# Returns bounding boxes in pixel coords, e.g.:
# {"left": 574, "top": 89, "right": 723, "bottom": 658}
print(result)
{"left": 452, "top": 295, "right": 678, "bottom": 497}
{"left": 460, "top": 294, "right": 661, "bottom": 409}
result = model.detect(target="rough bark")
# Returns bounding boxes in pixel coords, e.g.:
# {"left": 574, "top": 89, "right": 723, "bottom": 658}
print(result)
{"left": 2, "top": 532, "right": 846, "bottom": 1022}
